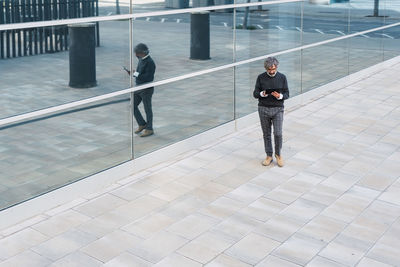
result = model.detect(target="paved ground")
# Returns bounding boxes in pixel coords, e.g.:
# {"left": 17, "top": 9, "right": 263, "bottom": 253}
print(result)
{"left": 0, "top": 57, "right": 399, "bottom": 266}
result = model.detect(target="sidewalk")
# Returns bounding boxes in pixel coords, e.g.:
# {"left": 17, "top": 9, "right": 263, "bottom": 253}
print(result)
{"left": 0, "top": 58, "right": 399, "bottom": 266}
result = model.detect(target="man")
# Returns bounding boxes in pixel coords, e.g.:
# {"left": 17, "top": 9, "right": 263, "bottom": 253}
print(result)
{"left": 253, "top": 57, "right": 289, "bottom": 167}
{"left": 126, "top": 43, "right": 156, "bottom": 137}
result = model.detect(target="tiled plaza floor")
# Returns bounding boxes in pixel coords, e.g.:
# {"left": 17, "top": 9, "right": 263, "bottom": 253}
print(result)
{"left": 0, "top": 58, "right": 399, "bottom": 266}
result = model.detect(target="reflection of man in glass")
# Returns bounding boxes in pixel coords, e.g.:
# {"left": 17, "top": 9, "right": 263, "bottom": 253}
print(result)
{"left": 253, "top": 57, "right": 289, "bottom": 167}
{"left": 126, "top": 43, "right": 156, "bottom": 137}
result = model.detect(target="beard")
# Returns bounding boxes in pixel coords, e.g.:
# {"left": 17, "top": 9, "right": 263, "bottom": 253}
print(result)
{"left": 267, "top": 72, "right": 276, "bottom": 77}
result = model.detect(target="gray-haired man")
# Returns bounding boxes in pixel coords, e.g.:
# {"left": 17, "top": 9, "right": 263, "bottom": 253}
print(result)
{"left": 253, "top": 57, "right": 289, "bottom": 167}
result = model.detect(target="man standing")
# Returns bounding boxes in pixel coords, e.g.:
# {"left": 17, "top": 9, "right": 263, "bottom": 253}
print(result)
{"left": 253, "top": 57, "right": 289, "bottom": 167}
{"left": 126, "top": 43, "right": 156, "bottom": 137}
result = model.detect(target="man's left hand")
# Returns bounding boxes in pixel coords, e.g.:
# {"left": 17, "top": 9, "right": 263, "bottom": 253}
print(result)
{"left": 271, "top": 91, "right": 280, "bottom": 99}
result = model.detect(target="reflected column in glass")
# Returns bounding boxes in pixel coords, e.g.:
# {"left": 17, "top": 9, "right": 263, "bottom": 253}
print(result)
{"left": 131, "top": 12, "right": 233, "bottom": 80}
{"left": 0, "top": 20, "right": 130, "bottom": 120}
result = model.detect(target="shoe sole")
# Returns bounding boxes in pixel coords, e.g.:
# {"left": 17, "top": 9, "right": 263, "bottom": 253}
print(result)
{"left": 261, "top": 160, "right": 273, "bottom": 166}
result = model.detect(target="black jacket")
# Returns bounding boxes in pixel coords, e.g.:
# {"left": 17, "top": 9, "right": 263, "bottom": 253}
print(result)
{"left": 253, "top": 72, "right": 289, "bottom": 107}
{"left": 135, "top": 55, "right": 156, "bottom": 86}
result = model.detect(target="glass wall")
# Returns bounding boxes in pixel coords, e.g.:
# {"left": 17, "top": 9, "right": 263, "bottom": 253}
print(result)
{"left": 0, "top": 96, "right": 131, "bottom": 208}
{"left": 0, "top": 20, "right": 130, "bottom": 120}
{"left": 1, "top": 0, "right": 399, "bottom": 210}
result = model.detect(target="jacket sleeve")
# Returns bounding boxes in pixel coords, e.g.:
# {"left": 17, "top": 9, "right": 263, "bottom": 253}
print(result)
{"left": 281, "top": 75, "right": 289, "bottom": 100}
{"left": 253, "top": 76, "right": 262, "bottom": 99}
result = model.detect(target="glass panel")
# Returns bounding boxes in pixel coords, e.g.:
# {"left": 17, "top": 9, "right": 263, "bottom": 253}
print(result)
{"left": 383, "top": 25, "right": 400, "bottom": 60}
{"left": 132, "top": 68, "right": 234, "bottom": 157}
{"left": 0, "top": 20, "right": 130, "bottom": 120}
{"left": 302, "top": 39, "right": 348, "bottom": 93}
{"left": 347, "top": 0, "right": 385, "bottom": 74}
{"left": 235, "top": 52, "right": 301, "bottom": 119}
{"left": 0, "top": 96, "right": 131, "bottom": 210}
{"left": 348, "top": 33, "right": 383, "bottom": 74}
{"left": 131, "top": 0, "right": 234, "bottom": 13}
{"left": 235, "top": 2, "right": 302, "bottom": 62}
{"left": 99, "top": 0, "right": 129, "bottom": 15}
{"left": 302, "top": 1, "right": 349, "bottom": 45}
{"left": 383, "top": 0, "right": 400, "bottom": 60}
{"left": 131, "top": 12, "right": 233, "bottom": 81}
{"left": 0, "top": 0, "right": 101, "bottom": 25}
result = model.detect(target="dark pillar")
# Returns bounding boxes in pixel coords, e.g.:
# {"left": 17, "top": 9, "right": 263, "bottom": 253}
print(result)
{"left": 68, "top": 23, "right": 97, "bottom": 88}
{"left": 373, "top": 0, "right": 379, "bottom": 16}
{"left": 190, "top": 12, "right": 210, "bottom": 60}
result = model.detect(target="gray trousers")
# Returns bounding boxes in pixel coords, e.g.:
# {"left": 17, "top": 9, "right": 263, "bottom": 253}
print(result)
{"left": 258, "top": 106, "right": 284, "bottom": 156}
{"left": 134, "top": 88, "right": 154, "bottom": 130}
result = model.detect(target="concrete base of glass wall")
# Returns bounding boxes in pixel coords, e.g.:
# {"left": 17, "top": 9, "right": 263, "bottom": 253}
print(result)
{"left": 1, "top": 55, "right": 400, "bottom": 230}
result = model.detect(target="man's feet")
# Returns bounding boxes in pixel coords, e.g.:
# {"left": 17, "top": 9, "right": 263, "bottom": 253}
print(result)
{"left": 262, "top": 156, "right": 273, "bottom": 166}
{"left": 275, "top": 154, "right": 284, "bottom": 167}
{"left": 134, "top": 125, "right": 146, "bottom": 134}
{"left": 140, "top": 129, "right": 154, "bottom": 137}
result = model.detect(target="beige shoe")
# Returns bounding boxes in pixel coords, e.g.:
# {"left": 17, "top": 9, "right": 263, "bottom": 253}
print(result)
{"left": 275, "top": 154, "right": 284, "bottom": 167}
{"left": 134, "top": 125, "right": 146, "bottom": 134}
{"left": 140, "top": 129, "right": 154, "bottom": 137}
{"left": 262, "top": 156, "right": 273, "bottom": 166}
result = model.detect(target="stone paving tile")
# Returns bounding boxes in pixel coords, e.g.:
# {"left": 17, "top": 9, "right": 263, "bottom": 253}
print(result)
{"left": 254, "top": 215, "right": 305, "bottom": 243}
{"left": 237, "top": 197, "right": 287, "bottom": 222}
{"left": 272, "top": 233, "right": 325, "bottom": 265}
{"left": 103, "top": 252, "right": 152, "bottom": 267}
{"left": 0, "top": 250, "right": 52, "bottom": 267}
{"left": 77, "top": 211, "right": 133, "bottom": 238}
{"left": 191, "top": 181, "right": 233, "bottom": 203}
{"left": 110, "top": 195, "right": 167, "bottom": 221}
{"left": 49, "top": 251, "right": 104, "bottom": 266}
{"left": 306, "top": 256, "right": 347, "bottom": 267}
{"left": 205, "top": 253, "right": 252, "bottom": 267}
{"left": 198, "top": 196, "right": 246, "bottom": 220}
{"left": 109, "top": 180, "right": 158, "bottom": 201}
{"left": 211, "top": 214, "right": 264, "bottom": 242}
{"left": 31, "top": 210, "right": 91, "bottom": 238}
{"left": 318, "top": 239, "right": 367, "bottom": 266}
{"left": 225, "top": 232, "right": 281, "bottom": 265}
{"left": 128, "top": 230, "right": 188, "bottom": 264}
{"left": 0, "top": 228, "right": 48, "bottom": 260}
{"left": 72, "top": 193, "right": 127, "bottom": 218}
{"left": 153, "top": 253, "right": 202, "bottom": 267}
{"left": 279, "top": 198, "right": 326, "bottom": 224}
{"left": 121, "top": 212, "right": 176, "bottom": 239}
{"left": 356, "top": 257, "right": 394, "bottom": 267}
{"left": 176, "top": 231, "right": 235, "bottom": 264}
{"left": 298, "top": 215, "right": 347, "bottom": 244}
{"left": 224, "top": 183, "right": 266, "bottom": 204}
{"left": 366, "top": 218, "right": 400, "bottom": 266}
{"left": 149, "top": 181, "right": 193, "bottom": 202}
{"left": 321, "top": 193, "right": 374, "bottom": 223}
{"left": 31, "top": 229, "right": 97, "bottom": 261}
{"left": 80, "top": 229, "right": 143, "bottom": 263}
{"left": 166, "top": 213, "right": 220, "bottom": 240}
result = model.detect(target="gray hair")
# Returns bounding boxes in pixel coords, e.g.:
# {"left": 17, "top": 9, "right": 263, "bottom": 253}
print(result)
{"left": 134, "top": 43, "right": 149, "bottom": 55}
{"left": 264, "top": 57, "right": 279, "bottom": 69}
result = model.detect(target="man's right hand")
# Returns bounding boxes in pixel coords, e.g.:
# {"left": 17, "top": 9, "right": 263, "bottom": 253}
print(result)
{"left": 123, "top": 66, "right": 130, "bottom": 75}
